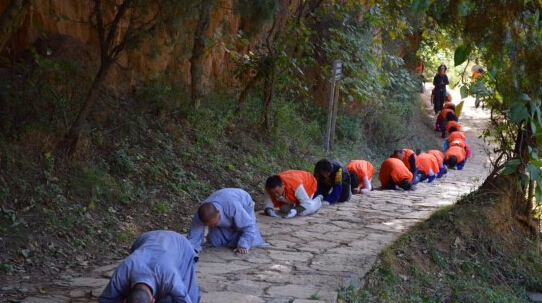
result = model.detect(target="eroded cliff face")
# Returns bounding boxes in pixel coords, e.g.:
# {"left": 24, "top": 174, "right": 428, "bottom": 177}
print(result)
{"left": 1, "top": 0, "right": 247, "bottom": 90}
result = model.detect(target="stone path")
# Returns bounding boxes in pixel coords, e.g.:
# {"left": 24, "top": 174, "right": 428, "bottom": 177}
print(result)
{"left": 19, "top": 89, "right": 491, "bottom": 303}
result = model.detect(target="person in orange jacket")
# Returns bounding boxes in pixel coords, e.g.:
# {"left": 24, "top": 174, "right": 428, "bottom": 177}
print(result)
{"left": 444, "top": 146, "right": 467, "bottom": 170}
{"left": 439, "top": 110, "right": 459, "bottom": 138}
{"left": 346, "top": 160, "right": 374, "bottom": 194}
{"left": 444, "top": 128, "right": 468, "bottom": 150}
{"left": 443, "top": 101, "right": 455, "bottom": 111}
{"left": 379, "top": 157, "right": 414, "bottom": 190}
{"left": 416, "top": 152, "right": 440, "bottom": 182}
{"left": 445, "top": 121, "right": 461, "bottom": 134}
{"left": 435, "top": 108, "right": 456, "bottom": 132}
{"left": 427, "top": 149, "right": 447, "bottom": 177}
{"left": 264, "top": 170, "right": 322, "bottom": 218}
{"left": 392, "top": 149, "right": 419, "bottom": 176}
{"left": 449, "top": 139, "right": 472, "bottom": 158}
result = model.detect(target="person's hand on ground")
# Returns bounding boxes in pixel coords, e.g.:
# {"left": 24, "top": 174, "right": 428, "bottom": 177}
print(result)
{"left": 265, "top": 208, "right": 279, "bottom": 218}
{"left": 285, "top": 208, "right": 297, "bottom": 218}
{"left": 234, "top": 247, "right": 249, "bottom": 254}
{"left": 321, "top": 201, "right": 331, "bottom": 206}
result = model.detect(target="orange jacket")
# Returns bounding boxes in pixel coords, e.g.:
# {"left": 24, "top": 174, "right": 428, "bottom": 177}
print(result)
{"left": 449, "top": 139, "right": 471, "bottom": 158}
{"left": 447, "top": 131, "right": 467, "bottom": 142}
{"left": 445, "top": 146, "right": 466, "bottom": 164}
{"left": 347, "top": 160, "right": 375, "bottom": 187}
{"left": 418, "top": 153, "right": 439, "bottom": 175}
{"left": 438, "top": 108, "right": 455, "bottom": 120}
{"left": 445, "top": 121, "right": 461, "bottom": 133}
{"left": 402, "top": 149, "right": 419, "bottom": 171}
{"left": 443, "top": 101, "right": 455, "bottom": 110}
{"left": 427, "top": 150, "right": 444, "bottom": 167}
{"left": 267, "top": 170, "right": 317, "bottom": 208}
{"left": 379, "top": 158, "right": 413, "bottom": 186}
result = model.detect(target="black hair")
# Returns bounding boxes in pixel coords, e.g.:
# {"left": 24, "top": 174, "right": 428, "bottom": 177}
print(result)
{"left": 315, "top": 159, "right": 333, "bottom": 174}
{"left": 449, "top": 126, "right": 458, "bottom": 133}
{"left": 265, "top": 175, "right": 283, "bottom": 189}
{"left": 447, "top": 156, "right": 458, "bottom": 168}
{"left": 349, "top": 171, "right": 358, "bottom": 188}
{"left": 445, "top": 112, "right": 458, "bottom": 122}
{"left": 415, "top": 149, "right": 421, "bottom": 156}
{"left": 127, "top": 288, "right": 152, "bottom": 303}
{"left": 198, "top": 203, "right": 218, "bottom": 223}
{"left": 399, "top": 179, "right": 411, "bottom": 190}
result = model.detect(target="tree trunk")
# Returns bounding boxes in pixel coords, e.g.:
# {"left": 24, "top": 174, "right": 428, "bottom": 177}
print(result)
{"left": 0, "top": 0, "right": 33, "bottom": 54}
{"left": 235, "top": 72, "right": 261, "bottom": 116}
{"left": 190, "top": 0, "right": 211, "bottom": 110}
{"left": 60, "top": 64, "right": 109, "bottom": 157}
{"left": 260, "top": 62, "right": 275, "bottom": 131}
{"left": 512, "top": 125, "right": 534, "bottom": 216}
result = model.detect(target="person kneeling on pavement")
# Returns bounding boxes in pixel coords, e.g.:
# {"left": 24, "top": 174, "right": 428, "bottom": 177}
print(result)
{"left": 313, "top": 159, "right": 352, "bottom": 205}
{"left": 264, "top": 170, "right": 322, "bottom": 218}
{"left": 186, "top": 188, "right": 265, "bottom": 255}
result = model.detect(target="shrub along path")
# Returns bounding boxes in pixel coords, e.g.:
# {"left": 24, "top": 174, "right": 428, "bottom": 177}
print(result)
{"left": 20, "top": 88, "right": 491, "bottom": 303}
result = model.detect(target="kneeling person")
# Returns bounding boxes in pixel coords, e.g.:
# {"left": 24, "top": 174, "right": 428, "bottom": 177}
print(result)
{"left": 187, "top": 188, "right": 264, "bottom": 255}
{"left": 346, "top": 160, "right": 374, "bottom": 194}
{"left": 445, "top": 146, "right": 467, "bottom": 170}
{"left": 313, "top": 159, "right": 351, "bottom": 204}
{"left": 417, "top": 152, "right": 440, "bottom": 183}
{"left": 379, "top": 157, "right": 414, "bottom": 190}
{"left": 427, "top": 149, "right": 447, "bottom": 177}
{"left": 264, "top": 170, "right": 322, "bottom": 218}
{"left": 99, "top": 230, "right": 200, "bottom": 303}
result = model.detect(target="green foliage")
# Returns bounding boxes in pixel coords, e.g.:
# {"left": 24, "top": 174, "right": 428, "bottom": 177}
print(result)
{"left": 411, "top": 0, "right": 431, "bottom": 13}
{"left": 0, "top": 48, "right": 88, "bottom": 139}
{"left": 453, "top": 45, "right": 469, "bottom": 66}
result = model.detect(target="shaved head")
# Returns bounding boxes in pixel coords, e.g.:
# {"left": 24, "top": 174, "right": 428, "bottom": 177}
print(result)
{"left": 127, "top": 287, "right": 152, "bottom": 303}
{"left": 198, "top": 203, "right": 219, "bottom": 224}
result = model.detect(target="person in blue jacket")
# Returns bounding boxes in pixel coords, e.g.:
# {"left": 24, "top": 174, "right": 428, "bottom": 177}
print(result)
{"left": 187, "top": 188, "right": 264, "bottom": 254}
{"left": 313, "top": 159, "right": 351, "bottom": 205}
{"left": 99, "top": 230, "right": 200, "bottom": 303}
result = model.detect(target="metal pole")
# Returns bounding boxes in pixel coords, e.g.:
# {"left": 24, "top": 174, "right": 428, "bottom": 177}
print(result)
{"left": 324, "top": 71, "right": 336, "bottom": 154}
{"left": 329, "top": 80, "right": 340, "bottom": 149}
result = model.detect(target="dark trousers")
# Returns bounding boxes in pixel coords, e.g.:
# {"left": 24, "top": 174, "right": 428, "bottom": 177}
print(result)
{"left": 433, "top": 89, "right": 446, "bottom": 114}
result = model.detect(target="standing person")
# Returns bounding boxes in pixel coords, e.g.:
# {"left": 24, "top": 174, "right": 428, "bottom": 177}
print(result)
{"left": 471, "top": 59, "right": 483, "bottom": 82}
{"left": 99, "top": 230, "right": 200, "bottom": 303}
{"left": 346, "top": 159, "right": 374, "bottom": 194}
{"left": 186, "top": 188, "right": 264, "bottom": 255}
{"left": 433, "top": 65, "right": 449, "bottom": 114}
{"left": 264, "top": 170, "right": 322, "bottom": 218}
{"left": 313, "top": 159, "right": 352, "bottom": 205}
{"left": 379, "top": 157, "right": 414, "bottom": 190}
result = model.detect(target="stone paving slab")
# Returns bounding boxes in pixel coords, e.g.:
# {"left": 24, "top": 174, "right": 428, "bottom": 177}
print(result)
{"left": 18, "top": 91, "right": 491, "bottom": 303}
